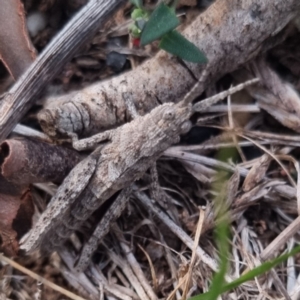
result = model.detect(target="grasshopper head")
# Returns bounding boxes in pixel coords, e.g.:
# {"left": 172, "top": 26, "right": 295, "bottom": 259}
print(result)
{"left": 154, "top": 102, "right": 192, "bottom": 139}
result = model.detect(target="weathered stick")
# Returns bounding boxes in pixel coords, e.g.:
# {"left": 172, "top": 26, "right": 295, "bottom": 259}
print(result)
{"left": 0, "top": 138, "right": 81, "bottom": 185}
{"left": 0, "top": 0, "right": 126, "bottom": 142}
{"left": 38, "top": 0, "right": 300, "bottom": 138}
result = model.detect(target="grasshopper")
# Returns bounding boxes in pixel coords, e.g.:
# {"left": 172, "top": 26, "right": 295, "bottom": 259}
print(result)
{"left": 21, "top": 77, "right": 259, "bottom": 270}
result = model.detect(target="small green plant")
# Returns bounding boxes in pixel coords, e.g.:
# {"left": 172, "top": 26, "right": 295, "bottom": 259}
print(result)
{"left": 186, "top": 147, "right": 300, "bottom": 300}
{"left": 188, "top": 150, "right": 300, "bottom": 300}
{"left": 190, "top": 245, "right": 300, "bottom": 300}
{"left": 129, "top": 0, "right": 207, "bottom": 63}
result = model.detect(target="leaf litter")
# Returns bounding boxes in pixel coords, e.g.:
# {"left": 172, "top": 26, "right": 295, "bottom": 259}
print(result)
{"left": 1, "top": 0, "right": 300, "bottom": 299}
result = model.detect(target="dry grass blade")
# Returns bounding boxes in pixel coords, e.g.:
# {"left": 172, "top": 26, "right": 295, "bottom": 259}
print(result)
{"left": 236, "top": 134, "right": 296, "bottom": 187}
{"left": 106, "top": 245, "right": 149, "bottom": 300}
{"left": 261, "top": 210, "right": 300, "bottom": 261}
{"left": 242, "top": 154, "right": 272, "bottom": 192}
{"left": 134, "top": 189, "right": 220, "bottom": 273}
{"left": 113, "top": 224, "right": 158, "bottom": 300}
{"left": 202, "top": 104, "right": 260, "bottom": 113}
{"left": 138, "top": 244, "right": 159, "bottom": 294}
{"left": 227, "top": 90, "right": 247, "bottom": 162}
{"left": 0, "top": 254, "right": 86, "bottom": 300}
{"left": 182, "top": 208, "right": 205, "bottom": 299}
{"left": 276, "top": 154, "right": 300, "bottom": 214}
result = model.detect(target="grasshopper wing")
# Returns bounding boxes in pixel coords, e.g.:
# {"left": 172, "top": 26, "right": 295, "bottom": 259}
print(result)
{"left": 21, "top": 155, "right": 97, "bottom": 253}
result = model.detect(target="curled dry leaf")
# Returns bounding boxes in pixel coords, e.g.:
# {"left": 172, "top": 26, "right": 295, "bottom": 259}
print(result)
{"left": 0, "top": 0, "right": 36, "bottom": 79}
{"left": 0, "top": 138, "right": 81, "bottom": 185}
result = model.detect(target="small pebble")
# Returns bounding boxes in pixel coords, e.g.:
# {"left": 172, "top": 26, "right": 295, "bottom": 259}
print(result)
{"left": 27, "top": 11, "right": 47, "bottom": 37}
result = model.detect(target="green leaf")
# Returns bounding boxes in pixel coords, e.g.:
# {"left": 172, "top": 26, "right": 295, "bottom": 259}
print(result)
{"left": 131, "top": 8, "right": 144, "bottom": 20}
{"left": 206, "top": 220, "right": 230, "bottom": 300}
{"left": 140, "top": 3, "right": 179, "bottom": 46}
{"left": 129, "top": 23, "right": 141, "bottom": 38}
{"left": 136, "top": 18, "right": 147, "bottom": 31}
{"left": 159, "top": 30, "right": 208, "bottom": 63}
{"left": 130, "top": 0, "right": 143, "bottom": 8}
{"left": 131, "top": 8, "right": 147, "bottom": 20}
{"left": 204, "top": 150, "right": 233, "bottom": 300}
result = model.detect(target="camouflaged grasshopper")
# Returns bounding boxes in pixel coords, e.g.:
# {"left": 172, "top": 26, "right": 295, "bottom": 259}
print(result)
{"left": 21, "top": 77, "right": 258, "bottom": 270}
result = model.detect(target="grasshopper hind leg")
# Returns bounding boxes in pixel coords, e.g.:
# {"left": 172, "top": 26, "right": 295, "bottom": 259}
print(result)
{"left": 75, "top": 187, "right": 132, "bottom": 271}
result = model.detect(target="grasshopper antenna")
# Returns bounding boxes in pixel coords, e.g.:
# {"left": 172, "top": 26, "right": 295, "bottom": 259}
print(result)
{"left": 178, "top": 70, "right": 209, "bottom": 108}
{"left": 193, "top": 78, "right": 259, "bottom": 112}
{"left": 178, "top": 70, "right": 259, "bottom": 111}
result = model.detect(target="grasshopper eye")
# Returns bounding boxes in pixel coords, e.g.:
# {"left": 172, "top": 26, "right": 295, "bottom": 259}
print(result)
{"left": 180, "top": 120, "right": 192, "bottom": 134}
{"left": 162, "top": 108, "right": 175, "bottom": 120}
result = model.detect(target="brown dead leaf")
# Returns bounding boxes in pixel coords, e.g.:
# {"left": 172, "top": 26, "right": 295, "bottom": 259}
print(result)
{"left": 0, "top": 188, "right": 34, "bottom": 257}
{"left": 0, "top": 0, "right": 36, "bottom": 80}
